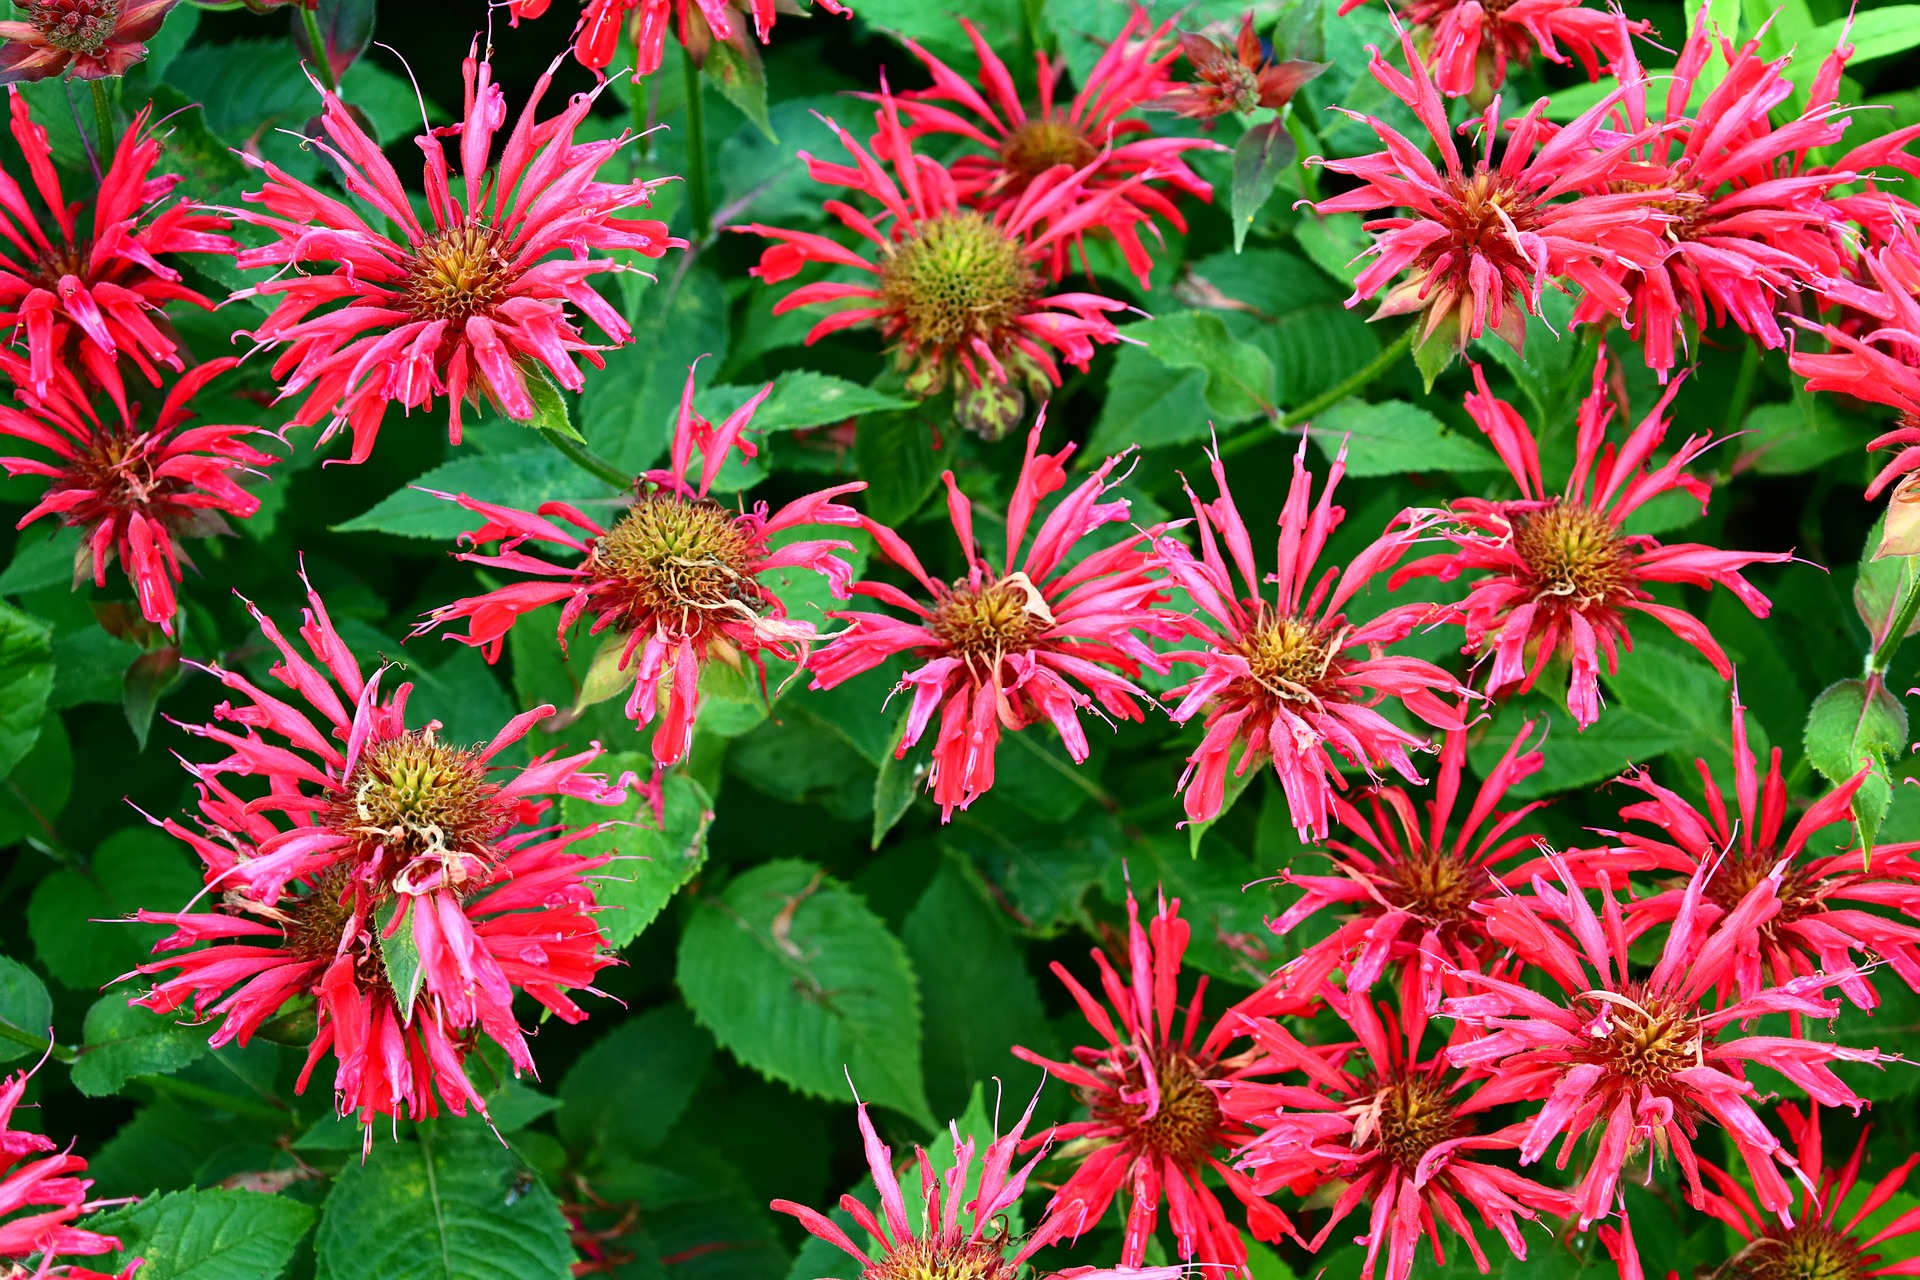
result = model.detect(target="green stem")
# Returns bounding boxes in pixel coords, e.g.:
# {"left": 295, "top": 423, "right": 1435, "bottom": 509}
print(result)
{"left": 300, "top": 5, "right": 339, "bottom": 94}
{"left": 1870, "top": 555, "right": 1920, "bottom": 675}
{"left": 1223, "top": 325, "right": 1415, "bottom": 458}
{"left": 546, "top": 429, "right": 632, "bottom": 491}
{"left": 0, "top": 1018, "right": 73, "bottom": 1065}
{"left": 681, "top": 46, "right": 711, "bottom": 242}
{"left": 135, "top": 1074, "right": 291, "bottom": 1124}
{"left": 89, "top": 80, "right": 114, "bottom": 155}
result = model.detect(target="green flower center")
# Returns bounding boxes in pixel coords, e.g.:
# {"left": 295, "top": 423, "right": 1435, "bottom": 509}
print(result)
{"left": 866, "top": 1238, "right": 1018, "bottom": 1280}
{"left": 337, "top": 731, "right": 502, "bottom": 875}
{"left": 1239, "top": 614, "right": 1339, "bottom": 702}
{"left": 928, "top": 574, "right": 1054, "bottom": 664}
{"left": 1732, "top": 1226, "right": 1871, "bottom": 1280}
{"left": 1511, "top": 501, "right": 1634, "bottom": 605}
{"left": 591, "top": 493, "right": 765, "bottom": 630}
{"left": 878, "top": 212, "right": 1040, "bottom": 352}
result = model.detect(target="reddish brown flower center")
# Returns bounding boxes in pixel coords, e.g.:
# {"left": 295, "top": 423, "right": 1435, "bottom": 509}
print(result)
{"left": 929, "top": 574, "right": 1054, "bottom": 664}
{"left": 1576, "top": 986, "right": 1702, "bottom": 1085}
{"left": 1729, "top": 1224, "right": 1872, "bottom": 1280}
{"left": 1238, "top": 613, "right": 1341, "bottom": 704}
{"left": 280, "top": 868, "right": 394, "bottom": 999}
{"left": 878, "top": 212, "right": 1039, "bottom": 353}
{"left": 332, "top": 730, "right": 504, "bottom": 887}
{"left": 1703, "top": 850, "right": 1824, "bottom": 944}
{"left": 1510, "top": 501, "right": 1634, "bottom": 606}
{"left": 1384, "top": 849, "right": 1489, "bottom": 928}
{"left": 1201, "top": 60, "right": 1264, "bottom": 114}
{"left": 864, "top": 1237, "right": 1018, "bottom": 1280}
{"left": 406, "top": 223, "right": 513, "bottom": 325}
{"left": 30, "top": 241, "right": 89, "bottom": 290}
{"left": 1452, "top": 171, "right": 1538, "bottom": 250}
{"left": 25, "top": 0, "right": 120, "bottom": 53}
{"left": 67, "top": 431, "right": 166, "bottom": 518}
{"left": 590, "top": 492, "right": 765, "bottom": 631}
{"left": 1090, "top": 1049, "right": 1225, "bottom": 1167}
{"left": 1354, "top": 1074, "right": 1466, "bottom": 1169}
{"left": 999, "top": 118, "right": 1098, "bottom": 178}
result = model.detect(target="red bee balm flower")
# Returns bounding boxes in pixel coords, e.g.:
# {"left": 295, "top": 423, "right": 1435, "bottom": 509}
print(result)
{"left": 0, "top": 0, "right": 176, "bottom": 83}
{"left": 420, "top": 367, "right": 864, "bottom": 768}
{"left": 507, "top": 0, "right": 847, "bottom": 82}
{"left": 809, "top": 417, "right": 1170, "bottom": 820}
{"left": 0, "top": 1065, "right": 138, "bottom": 1278}
{"left": 0, "top": 355, "right": 276, "bottom": 634}
{"left": 885, "top": 12, "right": 1223, "bottom": 285}
{"left": 1338, "top": 0, "right": 1639, "bottom": 100}
{"left": 1012, "top": 891, "right": 1294, "bottom": 1275}
{"left": 230, "top": 45, "right": 680, "bottom": 464}
{"left": 1149, "top": 439, "right": 1470, "bottom": 841}
{"left": 1393, "top": 354, "right": 1790, "bottom": 727}
{"left": 1443, "top": 854, "right": 1885, "bottom": 1230}
{"left": 133, "top": 575, "right": 634, "bottom": 1125}
{"left": 1314, "top": 20, "right": 1669, "bottom": 356}
{"left": 0, "top": 90, "right": 235, "bottom": 407}
{"left": 1153, "top": 14, "right": 1328, "bottom": 120}
{"left": 1227, "top": 995, "right": 1570, "bottom": 1280}
{"left": 740, "top": 96, "right": 1136, "bottom": 437}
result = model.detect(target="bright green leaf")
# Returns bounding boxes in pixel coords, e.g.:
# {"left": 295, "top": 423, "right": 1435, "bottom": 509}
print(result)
{"left": 73, "top": 995, "right": 211, "bottom": 1098}
{"left": 82, "top": 1188, "right": 314, "bottom": 1280}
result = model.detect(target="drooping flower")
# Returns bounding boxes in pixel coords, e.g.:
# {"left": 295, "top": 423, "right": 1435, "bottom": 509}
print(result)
{"left": 1151, "top": 13, "right": 1327, "bottom": 120}
{"left": 740, "top": 95, "right": 1136, "bottom": 437}
{"left": 1149, "top": 438, "right": 1471, "bottom": 841}
{"left": 0, "top": 0, "right": 176, "bottom": 83}
{"left": 1569, "top": 11, "right": 1850, "bottom": 380}
{"left": 1226, "top": 993, "right": 1570, "bottom": 1280}
{"left": 1272, "top": 721, "right": 1550, "bottom": 1012}
{"left": 1597, "top": 695, "right": 1920, "bottom": 1012}
{"left": 1313, "top": 19, "right": 1669, "bottom": 357}
{"left": 1443, "top": 853, "right": 1885, "bottom": 1230}
{"left": 884, "top": 11, "right": 1224, "bottom": 285}
{"left": 809, "top": 415, "right": 1168, "bottom": 820}
{"left": 229, "top": 44, "right": 680, "bottom": 465}
{"left": 0, "top": 90, "right": 235, "bottom": 407}
{"left": 132, "top": 572, "right": 634, "bottom": 1125}
{"left": 1011, "top": 890, "right": 1295, "bottom": 1276}
{"left": 419, "top": 366, "right": 864, "bottom": 768}
{"left": 507, "top": 0, "right": 847, "bottom": 83}
{"left": 0, "top": 355, "right": 276, "bottom": 635}
{"left": 1393, "top": 353, "right": 1791, "bottom": 728}
{"left": 1342, "top": 0, "right": 1637, "bottom": 100}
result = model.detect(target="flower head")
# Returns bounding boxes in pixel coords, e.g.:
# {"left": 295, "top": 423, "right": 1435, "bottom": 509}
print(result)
{"left": 132, "top": 572, "right": 634, "bottom": 1124}
{"left": 1149, "top": 438, "right": 1471, "bottom": 840}
{"left": 230, "top": 44, "right": 680, "bottom": 464}
{"left": 420, "top": 366, "right": 864, "bottom": 767}
{"left": 507, "top": 0, "right": 847, "bottom": 82}
{"left": 0, "top": 1065, "right": 139, "bottom": 1278}
{"left": 1153, "top": 14, "right": 1327, "bottom": 119}
{"left": 740, "top": 96, "right": 1136, "bottom": 437}
{"left": 809, "top": 415, "right": 1168, "bottom": 820}
{"left": 1314, "top": 20, "right": 1668, "bottom": 356}
{"left": 0, "top": 90, "right": 235, "bottom": 408}
{"left": 0, "top": 0, "right": 176, "bottom": 83}
{"left": 1443, "top": 853, "right": 1885, "bottom": 1230}
{"left": 884, "top": 12, "right": 1224, "bottom": 285}
{"left": 0, "top": 356, "right": 276, "bottom": 635}
{"left": 1342, "top": 0, "right": 1638, "bottom": 100}
{"left": 1226, "top": 994, "right": 1569, "bottom": 1280}
{"left": 1011, "top": 890, "right": 1295, "bottom": 1275}
{"left": 1394, "top": 352, "right": 1791, "bottom": 727}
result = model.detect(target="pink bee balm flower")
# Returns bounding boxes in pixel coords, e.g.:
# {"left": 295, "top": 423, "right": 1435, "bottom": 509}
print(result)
{"left": 1151, "top": 14, "right": 1328, "bottom": 120}
{"left": 507, "top": 0, "right": 847, "bottom": 82}
{"left": 1597, "top": 696, "right": 1920, "bottom": 1012}
{"left": 0, "top": 90, "right": 235, "bottom": 408}
{"left": 134, "top": 573, "right": 635, "bottom": 1124}
{"left": 1149, "top": 438, "right": 1471, "bottom": 841}
{"left": 0, "top": 0, "right": 176, "bottom": 82}
{"left": 1313, "top": 19, "right": 1669, "bottom": 356}
{"left": 809, "top": 416, "right": 1169, "bottom": 820}
{"left": 883, "top": 11, "right": 1222, "bottom": 286}
{"left": 1442, "top": 853, "right": 1886, "bottom": 1231}
{"left": 739, "top": 95, "right": 1137, "bottom": 437}
{"left": 1011, "top": 890, "right": 1296, "bottom": 1276}
{"left": 419, "top": 366, "right": 864, "bottom": 768}
{"left": 1226, "top": 994, "right": 1571, "bottom": 1280}
{"left": 1272, "top": 721, "right": 1550, "bottom": 1013}
{"left": 1393, "top": 353, "right": 1791, "bottom": 727}
{"left": 0, "top": 355, "right": 277, "bottom": 635}
{"left": 229, "top": 44, "right": 681, "bottom": 465}
{"left": 1350, "top": 0, "right": 1637, "bottom": 100}
{"left": 0, "top": 1065, "right": 138, "bottom": 1278}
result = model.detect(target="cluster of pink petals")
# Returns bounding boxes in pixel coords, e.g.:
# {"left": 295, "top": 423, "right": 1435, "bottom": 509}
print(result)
{"left": 0, "top": 0, "right": 176, "bottom": 83}
{"left": 0, "top": 355, "right": 274, "bottom": 634}
{"left": 1152, "top": 438, "right": 1470, "bottom": 840}
{"left": 1342, "top": 0, "right": 1639, "bottom": 99}
{"left": 1395, "top": 353, "right": 1790, "bottom": 727}
{"left": 420, "top": 365, "right": 864, "bottom": 767}
{"left": 885, "top": 11, "right": 1220, "bottom": 285}
{"left": 811, "top": 415, "right": 1170, "bottom": 819}
{"left": 0, "top": 1066, "right": 138, "bottom": 1279}
{"left": 229, "top": 46, "right": 679, "bottom": 463}
{"left": 133, "top": 573, "right": 635, "bottom": 1125}
{"left": 508, "top": 0, "right": 847, "bottom": 82}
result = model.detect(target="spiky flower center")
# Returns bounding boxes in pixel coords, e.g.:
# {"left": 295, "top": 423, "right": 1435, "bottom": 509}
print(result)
{"left": 406, "top": 223, "right": 513, "bottom": 324}
{"left": 1239, "top": 614, "right": 1339, "bottom": 703}
{"left": 25, "top": 0, "right": 119, "bottom": 53}
{"left": 1360, "top": 1075, "right": 1466, "bottom": 1169}
{"left": 866, "top": 1238, "right": 1019, "bottom": 1280}
{"left": 1092, "top": 1050, "right": 1225, "bottom": 1167}
{"left": 1202, "top": 60, "right": 1264, "bottom": 115}
{"left": 879, "top": 212, "right": 1040, "bottom": 351}
{"left": 1579, "top": 987, "right": 1702, "bottom": 1084}
{"left": 1731, "top": 1225, "right": 1871, "bottom": 1280}
{"left": 70, "top": 432, "right": 164, "bottom": 515}
{"left": 1385, "top": 849, "right": 1488, "bottom": 927}
{"left": 281, "top": 868, "right": 394, "bottom": 1000}
{"left": 591, "top": 492, "right": 765, "bottom": 630}
{"left": 1452, "top": 171, "right": 1536, "bottom": 250}
{"left": 929, "top": 574, "right": 1054, "bottom": 664}
{"left": 999, "top": 118, "right": 1098, "bottom": 177}
{"left": 338, "top": 731, "right": 503, "bottom": 883}
{"left": 1511, "top": 501, "right": 1634, "bottom": 606}
{"left": 1704, "top": 850, "right": 1824, "bottom": 942}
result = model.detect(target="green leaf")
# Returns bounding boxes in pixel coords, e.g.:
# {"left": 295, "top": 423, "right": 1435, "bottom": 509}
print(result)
{"left": 1263, "top": 304, "right": 1381, "bottom": 408}
{"left": 696, "top": 371, "right": 914, "bottom": 435}
{"left": 703, "top": 38, "right": 775, "bottom": 142}
{"left": 520, "top": 364, "right": 586, "bottom": 441}
{"left": 0, "top": 956, "right": 51, "bottom": 1063}
{"left": 73, "top": 995, "right": 211, "bottom": 1098}
{"left": 1308, "top": 398, "right": 1500, "bottom": 477}
{"left": 560, "top": 761, "right": 712, "bottom": 949}
{"left": 1131, "top": 312, "right": 1276, "bottom": 424}
{"left": 856, "top": 410, "right": 939, "bottom": 526}
{"left": 1806, "top": 677, "right": 1909, "bottom": 783}
{"left": 1738, "top": 399, "right": 1871, "bottom": 476}
{"left": 82, "top": 1188, "right": 314, "bottom": 1280}
{"left": 677, "top": 859, "right": 932, "bottom": 1129}
{"left": 30, "top": 827, "right": 201, "bottom": 990}
{"left": 1412, "top": 315, "right": 1459, "bottom": 391}
{"left": 1187, "top": 765, "right": 1255, "bottom": 859}
{"left": 1469, "top": 696, "right": 1687, "bottom": 799}
{"left": 0, "top": 713, "right": 69, "bottom": 849}
{"left": 0, "top": 602, "right": 53, "bottom": 782}
{"left": 1856, "top": 517, "right": 1920, "bottom": 652}
{"left": 336, "top": 447, "right": 616, "bottom": 540}
{"left": 314, "top": 1126, "right": 574, "bottom": 1280}
{"left": 871, "top": 709, "right": 920, "bottom": 849}
{"left": 1087, "top": 346, "right": 1213, "bottom": 456}
{"left": 1805, "top": 8, "right": 1920, "bottom": 70}
{"left": 0, "top": 524, "right": 78, "bottom": 597}
{"left": 1231, "top": 119, "right": 1296, "bottom": 253}
{"left": 124, "top": 646, "right": 183, "bottom": 750}
{"left": 559, "top": 1004, "right": 714, "bottom": 1161}
{"left": 1292, "top": 212, "right": 1371, "bottom": 286}
{"left": 584, "top": 267, "right": 730, "bottom": 474}
{"left": 376, "top": 899, "right": 426, "bottom": 1025}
